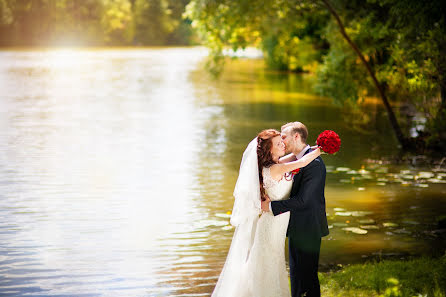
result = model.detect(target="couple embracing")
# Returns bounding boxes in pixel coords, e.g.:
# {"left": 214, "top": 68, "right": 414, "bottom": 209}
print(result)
{"left": 212, "top": 122, "right": 329, "bottom": 297}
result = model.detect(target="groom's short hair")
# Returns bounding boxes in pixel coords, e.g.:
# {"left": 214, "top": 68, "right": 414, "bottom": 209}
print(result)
{"left": 281, "top": 122, "right": 308, "bottom": 142}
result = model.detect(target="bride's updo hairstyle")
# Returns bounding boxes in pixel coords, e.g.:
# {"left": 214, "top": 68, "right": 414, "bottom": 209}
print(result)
{"left": 257, "top": 129, "right": 281, "bottom": 201}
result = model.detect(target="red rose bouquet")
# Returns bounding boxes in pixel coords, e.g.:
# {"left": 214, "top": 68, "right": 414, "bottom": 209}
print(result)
{"left": 316, "top": 130, "right": 341, "bottom": 154}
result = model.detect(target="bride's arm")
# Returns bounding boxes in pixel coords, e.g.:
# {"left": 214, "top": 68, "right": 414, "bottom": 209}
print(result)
{"left": 270, "top": 147, "right": 321, "bottom": 179}
{"left": 278, "top": 153, "right": 296, "bottom": 163}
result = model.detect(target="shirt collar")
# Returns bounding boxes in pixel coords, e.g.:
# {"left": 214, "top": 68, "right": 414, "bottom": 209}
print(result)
{"left": 295, "top": 144, "right": 310, "bottom": 160}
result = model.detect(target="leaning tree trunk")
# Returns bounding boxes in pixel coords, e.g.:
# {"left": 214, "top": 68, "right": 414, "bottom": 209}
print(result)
{"left": 438, "top": 82, "right": 446, "bottom": 133}
{"left": 321, "top": 0, "right": 410, "bottom": 150}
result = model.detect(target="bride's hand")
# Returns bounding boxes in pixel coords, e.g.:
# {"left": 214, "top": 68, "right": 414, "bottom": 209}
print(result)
{"left": 311, "top": 145, "right": 322, "bottom": 155}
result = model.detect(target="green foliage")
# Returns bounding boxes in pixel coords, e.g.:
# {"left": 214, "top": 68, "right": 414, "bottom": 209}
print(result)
{"left": 0, "top": 0, "right": 195, "bottom": 46}
{"left": 102, "top": 0, "right": 133, "bottom": 45}
{"left": 0, "top": 0, "right": 13, "bottom": 25}
{"left": 314, "top": 21, "right": 368, "bottom": 104}
{"left": 55, "top": 0, "right": 105, "bottom": 45}
{"left": 134, "top": 0, "right": 173, "bottom": 45}
{"left": 324, "top": 0, "right": 446, "bottom": 150}
{"left": 187, "top": 0, "right": 446, "bottom": 153}
{"left": 185, "top": 0, "right": 328, "bottom": 73}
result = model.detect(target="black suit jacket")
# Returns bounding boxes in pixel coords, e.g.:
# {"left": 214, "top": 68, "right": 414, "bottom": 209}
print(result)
{"left": 271, "top": 148, "right": 329, "bottom": 239}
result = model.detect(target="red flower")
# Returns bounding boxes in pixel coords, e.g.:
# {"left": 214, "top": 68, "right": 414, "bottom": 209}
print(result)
{"left": 285, "top": 168, "right": 300, "bottom": 181}
{"left": 316, "top": 130, "right": 341, "bottom": 154}
{"left": 291, "top": 168, "right": 300, "bottom": 175}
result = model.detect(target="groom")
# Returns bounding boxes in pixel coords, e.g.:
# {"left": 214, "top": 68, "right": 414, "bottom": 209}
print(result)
{"left": 261, "top": 122, "right": 329, "bottom": 297}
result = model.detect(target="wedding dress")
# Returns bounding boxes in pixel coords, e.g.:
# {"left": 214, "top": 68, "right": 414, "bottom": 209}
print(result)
{"left": 212, "top": 137, "right": 293, "bottom": 297}
{"left": 238, "top": 166, "right": 293, "bottom": 297}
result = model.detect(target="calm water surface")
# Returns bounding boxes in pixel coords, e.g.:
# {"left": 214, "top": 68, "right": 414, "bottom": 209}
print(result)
{"left": 0, "top": 47, "right": 445, "bottom": 296}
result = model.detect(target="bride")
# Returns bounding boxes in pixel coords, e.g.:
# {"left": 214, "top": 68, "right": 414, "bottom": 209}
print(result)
{"left": 212, "top": 129, "right": 321, "bottom": 297}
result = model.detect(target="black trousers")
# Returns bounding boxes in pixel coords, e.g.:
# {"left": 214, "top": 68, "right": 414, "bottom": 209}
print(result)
{"left": 289, "top": 235, "right": 321, "bottom": 297}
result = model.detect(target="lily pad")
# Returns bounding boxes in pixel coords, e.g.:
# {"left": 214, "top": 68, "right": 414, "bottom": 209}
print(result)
{"left": 418, "top": 172, "right": 435, "bottom": 179}
{"left": 428, "top": 178, "right": 446, "bottom": 184}
{"left": 402, "top": 220, "right": 420, "bottom": 225}
{"left": 402, "top": 175, "right": 414, "bottom": 180}
{"left": 333, "top": 222, "right": 349, "bottom": 227}
{"left": 351, "top": 211, "right": 373, "bottom": 217}
{"left": 361, "top": 225, "right": 379, "bottom": 230}
{"left": 376, "top": 182, "right": 386, "bottom": 186}
{"left": 347, "top": 170, "right": 358, "bottom": 175}
{"left": 336, "top": 167, "right": 350, "bottom": 172}
{"left": 334, "top": 208, "right": 345, "bottom": 211}
{"left": 359, "top": 219, "right": 375, "bottom": 224}
{"left": 415, "top": 183, "right": 429, "bottom": 188}
{"left": 375, "top": 167, "right": 389, "bottom": 174}
{"left": 377, "top": 178, "right": 388, "bottom": 182}
{"left": 383, "top": 222, "right": 398, "bottom": 227}
{"left": 342, "top": 227, "right": 368, "bottom": 234}
{"left": 357, "top": 187, "right": 366, "bottom": 191}
{"left": 340, "top": 179, "right": 351, "bottom": 183}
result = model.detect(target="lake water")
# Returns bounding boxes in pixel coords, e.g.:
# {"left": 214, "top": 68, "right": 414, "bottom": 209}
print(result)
{"left": 0, "top": 47, "right": 445, "bottom": 296}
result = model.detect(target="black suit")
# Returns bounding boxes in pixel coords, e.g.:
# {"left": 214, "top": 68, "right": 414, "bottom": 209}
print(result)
{"left": 271, "top": 148, "right": 329, "bottom": 297}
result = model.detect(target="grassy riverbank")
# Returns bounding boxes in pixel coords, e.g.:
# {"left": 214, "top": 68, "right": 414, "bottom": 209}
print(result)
{"left": 319, "top": 256, "right": 446, "bottom": 297}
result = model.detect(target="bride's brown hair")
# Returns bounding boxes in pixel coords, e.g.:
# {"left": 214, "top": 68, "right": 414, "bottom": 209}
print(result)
{"left": 257, "top": 129, "right": 281, "bottom": 201}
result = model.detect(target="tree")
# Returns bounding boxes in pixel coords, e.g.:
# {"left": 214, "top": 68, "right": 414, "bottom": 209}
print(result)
{"left": 0, "top": 0, "right": 196, "bottom": 46}
{"left": 0, "top": 0, "right": 13, "bottom": 26}
{"left": 101, "top": 0, "right": 133, "bottom": 45}
{"left": 133, "top": 0, "right": 174, "bottom": 45}
{"left": 317, "top": 0, "right": 446, "bottom": 152}
{"left": 186, "top": 0, "right": 446, "bottom": 153}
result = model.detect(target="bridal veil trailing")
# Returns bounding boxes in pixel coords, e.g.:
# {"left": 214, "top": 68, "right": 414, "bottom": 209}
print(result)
{"left": 212, "top": 137, "right": 262, "bottom": 297}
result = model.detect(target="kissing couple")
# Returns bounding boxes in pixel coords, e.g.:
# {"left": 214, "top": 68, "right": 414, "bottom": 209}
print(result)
{"left": 212, "top": 121, "right": 329, "bottom": 297}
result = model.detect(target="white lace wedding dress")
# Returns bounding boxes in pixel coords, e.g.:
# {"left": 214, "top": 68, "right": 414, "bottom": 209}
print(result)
{"left": 212, "top": 166, "right": 293, "bottom": 297}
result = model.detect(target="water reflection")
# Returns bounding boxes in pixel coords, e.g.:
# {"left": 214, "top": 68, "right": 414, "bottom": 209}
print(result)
{"left": 0, "top": 48, "right": 444, "bottom": 297}
{"left": 0, "top": 47, "right": 211, "bottom": 296}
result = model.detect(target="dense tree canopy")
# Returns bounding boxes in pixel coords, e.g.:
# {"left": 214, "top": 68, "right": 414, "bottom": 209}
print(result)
{"left": 186, "top": 0, "right": 446, "bottom": 153}
{"left": 0, "top": 0, "right": 196, "bottom": 45}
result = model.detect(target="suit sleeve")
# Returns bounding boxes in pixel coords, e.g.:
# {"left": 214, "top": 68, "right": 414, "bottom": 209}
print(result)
{"left": 271, "top": 159, "right": 323, "bottom": 216}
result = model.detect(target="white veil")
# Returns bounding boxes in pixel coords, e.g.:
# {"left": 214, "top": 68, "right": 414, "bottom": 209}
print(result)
{"left": 230, "top": 137, "right": 262, "bottom": 226}
{"left": 212, "top": 137, "right": 262, "bottom": 297}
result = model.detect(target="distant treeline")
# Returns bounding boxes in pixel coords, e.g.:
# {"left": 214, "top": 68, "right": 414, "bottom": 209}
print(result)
{"left": 0, "top": 0, "right": 197, "bottom": 46}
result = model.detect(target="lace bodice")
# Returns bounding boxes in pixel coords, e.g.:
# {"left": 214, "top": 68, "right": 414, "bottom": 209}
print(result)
{"left": 262, "top": 166, "right": 293, "bottom": 201}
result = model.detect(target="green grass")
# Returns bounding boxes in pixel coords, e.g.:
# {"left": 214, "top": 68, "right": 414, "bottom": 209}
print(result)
{"left": 319, "top": 256, "right": 446, "bottom": 297}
